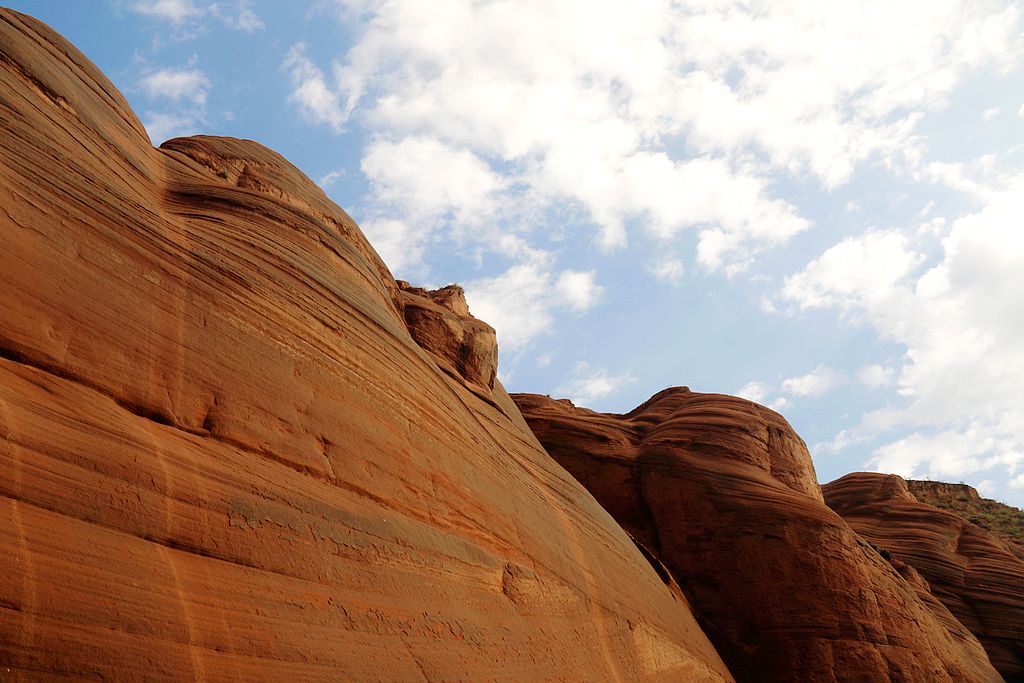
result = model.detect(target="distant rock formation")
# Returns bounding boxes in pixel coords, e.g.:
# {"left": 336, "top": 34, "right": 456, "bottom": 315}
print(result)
{"left": 906, "top": 479, "right": 1024, "bottom": 562}
{"left": 824, "top": 473, "right": 1024, "bottom": 681}
{"left": 513, "top": 389, "right": 1004, "bottom": 682}
{"left": 0, "top": 9, "right": 732, "bottom": 680}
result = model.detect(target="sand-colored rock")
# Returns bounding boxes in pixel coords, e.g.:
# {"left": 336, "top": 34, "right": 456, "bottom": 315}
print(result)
{"left": 513, "top": 388, "right": 1004, "bottom": 682}
{"left": 824, "top": 472, "right": 1024, "bottom": 681}
{"left": 0, "top": 9, "right": 733, "bottom": 681}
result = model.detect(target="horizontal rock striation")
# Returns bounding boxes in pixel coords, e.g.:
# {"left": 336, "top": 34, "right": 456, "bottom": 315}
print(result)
{"left": 513, "top": 389, "right": 1004, "bottom": 682}
{"left": 824, "top": 472, "right": 1024, "bottom": 681}
{"left": 0, "top": 9, "right": 732, "bottom": 681}
{"left": 906, "top": 479, "right": 1024, "bottom": 563}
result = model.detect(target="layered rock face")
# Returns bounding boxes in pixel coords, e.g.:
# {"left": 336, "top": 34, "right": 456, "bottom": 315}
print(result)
{"left": 513, "top": 389, "right": 1004, "bottom": 682}
{"left": 824, "top": 473, "right": 1024, "bottom": 681}
{"left": 0, "top": 9, "right": 733, "bottom": 681}
{"left": 906, "top": 479, "right": 1024, "bottom": 563}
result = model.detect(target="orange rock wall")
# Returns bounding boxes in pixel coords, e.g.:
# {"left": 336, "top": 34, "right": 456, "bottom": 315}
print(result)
{"left": 824, "top": 473, "right": 1024, "bottom": 681}
{"left": 513, "top": 389, "right": 1004, "bottom": 682}
{"left": 0, "top": 9, "right": 732, "bottom": 681}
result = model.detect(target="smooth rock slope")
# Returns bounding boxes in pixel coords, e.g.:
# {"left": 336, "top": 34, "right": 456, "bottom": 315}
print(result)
{"left": 0, "top": 9, "right": 733, "bottom": 681}
{"left": 824, "top": 473, "right": 1024, "bottom": 681}
{"left": 513, "top": 388, "right": 1004, "bottom": 682}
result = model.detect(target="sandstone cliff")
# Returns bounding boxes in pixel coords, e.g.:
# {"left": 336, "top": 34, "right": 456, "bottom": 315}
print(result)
{"left": 824, "top": 473, "right": 1024, "bottom": 681}
{"left": 0, "top": 9, "right": 733, "bottom": 680}
{"left": 905, "top": 479, "right": 1024, "bottom": 562}
{"left": 513, "top": 389, "right": 1004, "bottom": 682}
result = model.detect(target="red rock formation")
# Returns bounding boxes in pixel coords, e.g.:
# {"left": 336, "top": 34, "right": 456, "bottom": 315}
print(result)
{"left": 513, "top": 389, "right": 1004, "bottom": 682}
{"left": 0, "top": 9, "right": 733, "bottom": 681}
{"left": 824, "top": 473, "right": 1024, "bottom": 681}
{"left": 906, "top": 479, "right": 1024, "bottom": 563}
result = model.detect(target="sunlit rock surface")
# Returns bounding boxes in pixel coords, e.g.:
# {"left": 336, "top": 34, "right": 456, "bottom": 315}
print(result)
{"left": 0, "top": 9, "right": 734, "bottom": 681}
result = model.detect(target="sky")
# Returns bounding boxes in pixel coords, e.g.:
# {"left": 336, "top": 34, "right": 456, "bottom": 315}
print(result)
{"left": 9, "top": 0, "right": 1024, "bottom": 506}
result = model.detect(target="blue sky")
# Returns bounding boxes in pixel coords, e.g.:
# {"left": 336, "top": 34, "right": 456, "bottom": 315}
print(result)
{"left": 10, "top": 0, "right": 1024, "bottom": 505}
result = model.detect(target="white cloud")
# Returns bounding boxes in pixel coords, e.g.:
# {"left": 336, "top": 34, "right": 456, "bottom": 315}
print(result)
{"left": 735, "top": 381, "right": 770, "bottom": 404}
{"left": 142, "top": 111, "right": 198, "bottom": 144}
{"left": 139, "top": 67, "right": 210, "bottom": 105}
{"left": 318, "top": 170, "right": 346, "bottom": 187}
{"left": 782, "top": 230, "right": 924, "bottom": 311}
{"left": 649, "top": 255, "right": 684, "bottom": 285}
{"left": 857, "top": 364, "right": 895, "bottom": 388}
{"left": 309, "top": 0, "right": 1023, "bottom": 272}
{"left": 556, "top": 270, "right": 602, "bottom": 312}
{"left": 781, "top": 364, "right": 844, "bottom": 397}
{"left": 361, "top": 136, "right": 505, "bottom": 225}
{"left": 786, "top": 181, "right": 1024, "bottom": 489}
{"left": 359, "top": 218, "right": 423, "bottom": 276}
{"left": 220, "top": 1, "right": 264, "bottom": 31}
{"left": 870, "top": 428, "right": 991, "bottom": 480}
{"left": 132, "top": 0, "right": 199, "bottom": 23}
{"left": 982, "top": 106, "right": 1001, "bottom": 121}
{"left": 465, "top": 253, "right": 604, "bottom": 351}
{"left": 556, "top": 362, "right": 636, "bottom": 407}
{"left": 132, "top": 0, "right": 264, "bottom": 31}
{"left": 283, "top": 44, "right": 348, "bottom": 133}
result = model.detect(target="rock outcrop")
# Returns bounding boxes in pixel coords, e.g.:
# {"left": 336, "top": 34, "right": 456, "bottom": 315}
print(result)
{"left": 824, "top": 472, "right": 1024, "bottom": 681}
{"left": 513, "top": 389, "right": 1004, "bottom": 682}
{"left": 906, "top": 479, "right": 1024, "bottom": 563}
{"left": 0, "top": 9, "right": 734, "bottom": 681}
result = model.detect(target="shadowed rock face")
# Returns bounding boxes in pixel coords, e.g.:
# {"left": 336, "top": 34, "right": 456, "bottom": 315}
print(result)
{"left": 398, "top": 281, "right": 498, "bottom": 392}
{"left": 824, "top": 473, "right": 1024, "bottom": 681}
{"left": 0, "top": 9, "right": 734, "bottom": 681}
{"left": 513, "top": 389, "right": 1004, "bottom": 683}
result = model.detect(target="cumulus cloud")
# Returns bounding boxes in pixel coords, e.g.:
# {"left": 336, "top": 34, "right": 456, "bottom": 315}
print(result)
{"left": 360, "top": 218, "right": 423, "bottom": 276}
{"left": 141, "top": 111, "right": 198, "bottom": 144}
{"left": 361, "top": 136, "right": 505, "bottom": 224}
{"left": 283, "top": 44, "right": 348, "bottom": 132}
{"left": 735, "top": 381, "right": 770, "bottom": 404}
{"left": 139, "top": 67, "right": 210, "bottom": 104}
{"left": 465, "top": 253, "right": 604, "bottom": 351}
{"left": 297, "top": 0, "right": 1024, "bottom": 272}
{"left": 781, "top": 365, "right": 844, "bottom": 398}
{"left": 782, "top": 231, "right": 924, "bottom": 311}
{"left": 783, "top": 181, "right": 1024, "bottom": 487}
{"left": 556, "top": 270, "right": 602, "bottom": 312}
{"left": 556, "top": 362, "right": 637, "bottom": 407}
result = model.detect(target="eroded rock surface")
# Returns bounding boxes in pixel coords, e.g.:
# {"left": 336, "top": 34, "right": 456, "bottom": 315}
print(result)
{"left": 824, "top": 472, "right": 1024, "bottom": 681}
{"left": 906, "top": 479, "right": 1024, "bottom": 563}
{"left": 0, "top": 9, "right": 733, "bottom": 681}
{"left": 398, "top": 281, "right": 498, "bottom": 393}
{"left": 513, "top": 389, "right": 1004, "bottom": 682}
